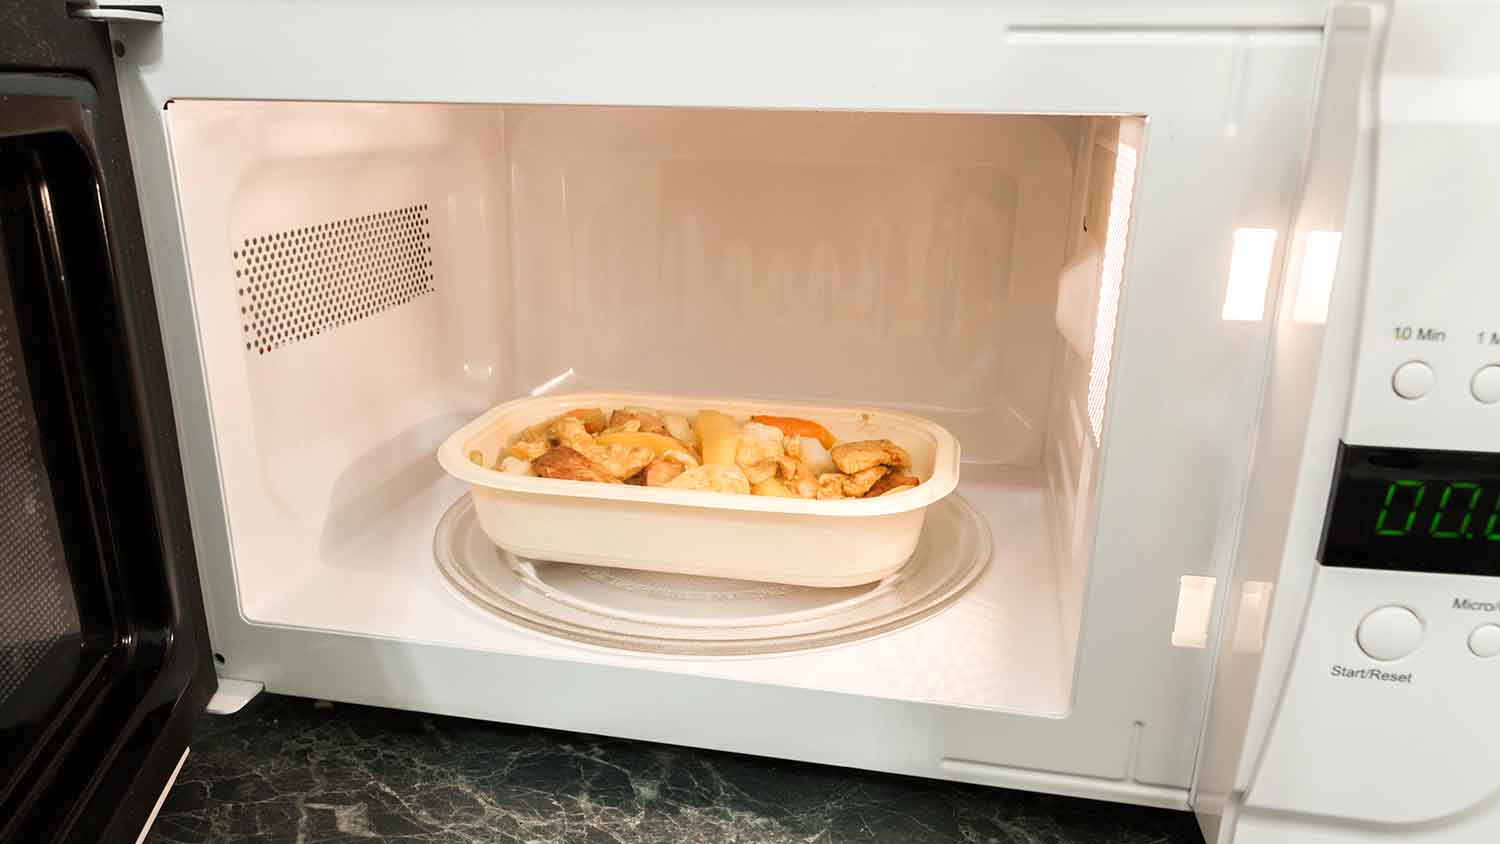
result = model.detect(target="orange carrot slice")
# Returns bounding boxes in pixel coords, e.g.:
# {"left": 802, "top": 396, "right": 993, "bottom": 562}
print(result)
{"left": 751, "top": 415, "right": 836, "bottom": 450}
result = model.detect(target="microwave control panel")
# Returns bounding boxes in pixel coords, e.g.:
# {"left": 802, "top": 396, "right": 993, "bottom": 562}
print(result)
{"left": 1247, "top": 136, "right": 1500, "bottom": 826}
{"left": 1246, "top": 447, "right": 1500, "bottom": 825}
{"left": 1239, "top": 7, "right": 1500, "bottom": 834}
{"left": 1241, "top": 208, "right": 1500, "bottom": 837}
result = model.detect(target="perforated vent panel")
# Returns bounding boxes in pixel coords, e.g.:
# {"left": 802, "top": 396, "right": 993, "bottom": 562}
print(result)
{"left": 0, "top": 278, "right": 80, "bottom": 710}
{"left": 234, "top": 204, "right": 434, "bottom": 355}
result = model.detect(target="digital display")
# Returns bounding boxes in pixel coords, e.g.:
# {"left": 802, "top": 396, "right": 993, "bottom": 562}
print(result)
{"left": 1320, "top": 444, "right": 1500, "bottom": 575}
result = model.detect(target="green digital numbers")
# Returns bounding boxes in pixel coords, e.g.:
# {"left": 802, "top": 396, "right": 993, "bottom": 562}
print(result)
{"left": 1375, "top": 480, "right": 1426, "bottom": 536}
{"left": 1374, "top": 479, "right": 1500, "bottom": 540}
{"left": 1430, "top": 482, "right": 1483, "bottom": 539}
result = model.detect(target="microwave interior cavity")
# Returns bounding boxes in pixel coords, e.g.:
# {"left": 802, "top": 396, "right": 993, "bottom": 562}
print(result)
{"left": 165, "top": 101, "right": 1146, "bottom": 718}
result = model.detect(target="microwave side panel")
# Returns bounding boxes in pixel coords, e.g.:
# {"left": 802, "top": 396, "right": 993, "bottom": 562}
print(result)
{"left": 109, "top": 0, "right": 1326, "bottom": 802}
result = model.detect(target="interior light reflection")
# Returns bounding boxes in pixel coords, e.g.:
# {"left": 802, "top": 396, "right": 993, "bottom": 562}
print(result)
{"left": 1221, "top": 227, "right": 1279, "bottom": 322}
{"left": 1291, "top": 231, "right": 1343, "bottom": 325}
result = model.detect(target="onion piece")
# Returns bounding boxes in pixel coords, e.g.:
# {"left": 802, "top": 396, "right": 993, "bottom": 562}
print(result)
{"left": 794, "top": 436, "right": 836, "bottom": 476}
{"left": 499, "top": 456, "right": 535, "bottom": 476}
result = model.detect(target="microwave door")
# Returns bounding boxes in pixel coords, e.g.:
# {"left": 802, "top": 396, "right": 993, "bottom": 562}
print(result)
{"left": 0, "top": 17, "right": 215, "bottom": 844}
{"left": 1191, "top": 6, "right": 1378, "bottom": 843}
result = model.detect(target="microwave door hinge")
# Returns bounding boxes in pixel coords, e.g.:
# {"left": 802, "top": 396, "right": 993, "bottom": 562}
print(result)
{"left": 67, "top": 1, "right": 163, "bottom": 23}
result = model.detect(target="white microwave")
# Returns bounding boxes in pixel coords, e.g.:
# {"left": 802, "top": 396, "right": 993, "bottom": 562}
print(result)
{"left": 27, "top": 1, "right": 1499, "bottom": 842}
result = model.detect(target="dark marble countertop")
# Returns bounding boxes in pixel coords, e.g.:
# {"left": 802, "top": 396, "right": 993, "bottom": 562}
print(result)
{"left": 145, "top": 694, "right": 1206, "bottom": 844}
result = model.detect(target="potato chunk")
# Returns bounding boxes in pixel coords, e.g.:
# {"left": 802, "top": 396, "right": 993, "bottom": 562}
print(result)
{"left": 694, "top": 410, "right": 742, "bottom": 466}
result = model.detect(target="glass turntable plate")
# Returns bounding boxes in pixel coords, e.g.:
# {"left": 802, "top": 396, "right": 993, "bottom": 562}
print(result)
{"left": 434, "top": 492, "right": 991, "bottom": 656}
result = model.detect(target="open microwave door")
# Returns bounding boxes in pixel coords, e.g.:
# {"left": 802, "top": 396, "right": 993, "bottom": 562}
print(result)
{"left": 1191, "top": 6, "right": 1380, "bottom": 843}
{"left": 0, "top": 10, "right": 215, "bottom": 844}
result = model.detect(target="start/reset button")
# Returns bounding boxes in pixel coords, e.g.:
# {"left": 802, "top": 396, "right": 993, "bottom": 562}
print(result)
{"left": 1356, "top": 605, "right": 1424, "bottom": 661}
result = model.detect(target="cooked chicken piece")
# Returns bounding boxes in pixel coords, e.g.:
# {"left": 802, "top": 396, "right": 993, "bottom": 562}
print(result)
{"left": 665, "top": 464, "right": 751, "bottom": 495}
{"left": 508, "top": 438, "right": 550, "bottom": 461}
{"left": 815, "top": 467, "right": 889, "bottom": 499}
{"left": 550, "top": 415, "right": 595, "bottom": 452}
{"left": 771, "top": 454, "right": 797, "bottom": 479}
{"left": 626, "top": 447, "right": 699, "bottom": 487}
{"left": 643, "top": 457, "right": 687, "bottom": 487}
{"left": 660, "top": 448, "right": 700, "bottom": 469}
{"left": 774, "top": 443, "right": 819, "bottom": 498}
{"left": 775, "top": 440, "right": 827, "bottom": 498}
{"left": 841, "top": 466, "right": 889, "bottom": 497}
{"left": 815, "top": 474, "right": 847, "bottom": 499}
{"left": 751, "top": 477, "right": 798, "bottom": 497}
{"left": 785, "top": 436, "right": 836, "bottom": 476}
{"left": 865, "top": 472, "right": 920, "bottom": 497}
{"left": 609, "top": 409, "right": 668, "bottom": 435}
{"left": 830, "top": 439, "right": 911, "bottom": 474}
{"left": 533, "top": 446, "right": 620, "bottom": 484}
{"left": 735, "top": 422, "right": 792, "bottom": 484}
{"left": 564, "top": 407, "right": 609, "bottom": 434}
{"left": 585, "top": 442, "right": 656, "bottom": 480}
{"left": 515, "top": 416, "right": 558, "bottom": 445}
{"left": 736, "top": 436, "right": 786, "bottom": 484}
{"left": 507, "top": 414, "right": 561, "bottom": 460}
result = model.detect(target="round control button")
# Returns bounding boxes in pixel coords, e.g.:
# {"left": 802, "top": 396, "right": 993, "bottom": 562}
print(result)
{"left": 1472, "top": 365, "right": 1500, "bottom": 404}
{"left": 1356, "top": 605, "right": 1424, "bottom": 661}
{"left": 1470, "top": 624, "right": 1500, "bottom": 658}
{"left": 1392, "top": 361, "right": 1435, "bottom": 400}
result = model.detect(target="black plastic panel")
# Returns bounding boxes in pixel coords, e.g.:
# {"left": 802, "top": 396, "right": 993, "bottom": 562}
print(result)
{"left": 1320, "top": 443, "right": 1500, "bottom": 576}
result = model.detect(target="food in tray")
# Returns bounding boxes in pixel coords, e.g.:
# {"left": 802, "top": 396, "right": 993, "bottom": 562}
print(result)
{"left": 496, "top": 404, "right": 920, "bottom": 499}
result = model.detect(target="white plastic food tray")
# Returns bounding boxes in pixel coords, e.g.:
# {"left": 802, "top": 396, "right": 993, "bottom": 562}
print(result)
{"left": 437, "top": 393, "right": 961, "bottom": 587}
